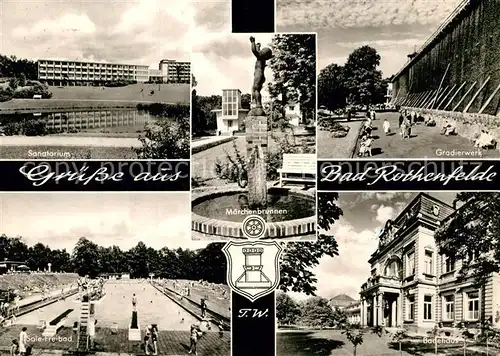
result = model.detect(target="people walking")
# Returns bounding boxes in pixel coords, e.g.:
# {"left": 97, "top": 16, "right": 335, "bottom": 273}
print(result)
{"left": 10, "top": 339, "right": 19, "bottom": 356}
{"left": 188, "top": 323, "right": 203, "bottom": 355}
{"left": 19, "top": 327, "right": 27, "bottom": 356}
{"left": 200, "top": 299, "right": 207, "bottom": 319}
{"left": 151, "top": 325, "right": 158, "bottom": 355}
{"left": 383, "top": 118, "right": 390, "bottom": 135}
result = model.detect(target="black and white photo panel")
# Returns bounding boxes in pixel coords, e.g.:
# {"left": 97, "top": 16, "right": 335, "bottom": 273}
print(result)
{"left": 277, "top": 191, "right": 500, "bottom": 355}
{"left": 0, "top": 192, "right": 230, "bottom": 355}
{"left": 277, "top": 0, "right": 500, "bottom": 159}
{"left": 0, "top": 0, "right": 193, "bottom": 160}
{"left": 191, "top": 32, "right": 317, "bottom": 241}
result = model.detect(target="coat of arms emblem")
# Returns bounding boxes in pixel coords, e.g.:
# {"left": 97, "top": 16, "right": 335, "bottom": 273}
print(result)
{"left": 222, "top": 241, "right": 283, "bottom": 302}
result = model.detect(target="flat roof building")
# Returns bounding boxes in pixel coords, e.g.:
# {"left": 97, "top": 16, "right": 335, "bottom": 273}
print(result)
{"left": 212, "top": 89, "right": 249, "bottom": 135}
{"left": 37, "top": 59, "right": 191, "bottom": 86}
{"left": 159, "top": 59, "right": 191, "bottom": 84}
{"left": 38, "top": 59, "right": 150, "bottom": 86}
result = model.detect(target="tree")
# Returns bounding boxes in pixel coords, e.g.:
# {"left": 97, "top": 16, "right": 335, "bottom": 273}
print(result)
{"left": 268, "top": 34, "right": 316, "bottom": 124}
{"left": 318, "top": 63, "right": 347, "bottom": 110}
{"left": 27, "top": 243, "right": 52, "bottom": 271}
{"left": 434, "top": 192, "right": 500, "bottom": 286}
{"left": 280, "top": 193, "right": 342, "bottom": 295}
{"left": 191, "top": 74, "right": 198, "bottom": 89}
{"left": 192, "top": 95, "right": 221, "bottom": 136}
{"left": 300, "top": 296, "right": 336, "bottom": 328}
{"left": 18, "top": 73, "right": 27, "bottom": 87}
{"left": 343, "top": 46, "right": 386, "bottom": 106}
{"left": 71, "top": 237, "right": 101, "bottom": 277}
{"left": 196, "top": 243, "right": 226, "bottom": 283}
{"left": 9, "top": 77, "right": 19, "bottom": 90}
{"left": 391, "top": 328, "right": 408, "bottom": 355}
{"left": 276, "top": 291, "right": 301, "bottom": 325}
{"left": 241, "top": 93, "right": 251, "bottom": 110}
{"left": 343, "top": 327, "right": 364, "bottom": 356}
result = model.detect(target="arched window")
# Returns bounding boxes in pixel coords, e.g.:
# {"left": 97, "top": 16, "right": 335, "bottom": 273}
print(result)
{"left": 384, "top": 258, "right": 402, "bottom": 278}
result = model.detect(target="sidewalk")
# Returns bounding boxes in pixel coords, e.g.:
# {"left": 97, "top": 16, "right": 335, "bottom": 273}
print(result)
{"left": 0, "top": 136, "right": 141, "bottom": 148}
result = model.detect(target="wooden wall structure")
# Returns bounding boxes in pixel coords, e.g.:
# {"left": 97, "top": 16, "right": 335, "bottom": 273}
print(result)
{"left": 392, "top": 0, "right": 500, "bottom": 116}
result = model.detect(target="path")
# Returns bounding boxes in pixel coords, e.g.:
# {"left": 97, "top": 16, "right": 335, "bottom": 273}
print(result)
{"left": 191, "top": 136, "right": 235, "bottom": 150}
{"left": 192, "top": 136, "right": 246, "bottom": 184}
{"left": 358, "top": 112, "right": 500, "bottom": 158}
{"left": 0, "top": 136, "right": 141, "bottom": 148}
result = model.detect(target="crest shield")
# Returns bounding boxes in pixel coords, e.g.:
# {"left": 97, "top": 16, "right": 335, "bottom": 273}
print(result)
{"left": 222, "top": 241, "right": 283, "bottom": 302}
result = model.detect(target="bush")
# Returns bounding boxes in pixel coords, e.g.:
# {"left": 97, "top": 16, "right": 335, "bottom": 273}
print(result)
{"left": 214, "top": 132, "right": 313, "bottom": 183}
{"left": 104, "top": 80, "right": 137, "bottom": 87}
{"left": 0, "top": 86, "right": 14, "bottom": 102}
{"left": 12, "top": 83, "right": 52, "bottom": 99}
{"left": 137, "top": 102, "right": 189, "bottom": 118}
{"left": 2, "top": 118, "right": 63, "bottom": 136}
{"left": 134, "top": 116, "right": 189, "bottom": 159}
{"left": 214, "top": 141, "right": 247, "bottom": 184}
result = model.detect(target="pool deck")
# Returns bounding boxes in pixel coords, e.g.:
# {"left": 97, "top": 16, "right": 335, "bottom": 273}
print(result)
{"left": 0, "top": 326, "right": 230, "bottom": 356}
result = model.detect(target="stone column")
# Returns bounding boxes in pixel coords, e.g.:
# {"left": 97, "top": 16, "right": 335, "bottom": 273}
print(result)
{"left": 361, "top": 299, "right": 366, "bottom": 326}
{"left": 391, "top": 299, "right": 397, "bottom": 327}
{"left": 397, "top": 294, "right": 403, "bottom": 326}
{"left": 245, "top": 114, "right": 268, "bottom": 209}
{"left": 373, "top": 295, "right": 377, "bottom": 326}
{"left": 377, "top": 293, "right": 384, "bottom": 326}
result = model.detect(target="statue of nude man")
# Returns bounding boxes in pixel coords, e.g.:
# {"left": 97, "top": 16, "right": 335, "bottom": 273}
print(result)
{"left": 250, "top": 36, "right": 273, "bottom": 112}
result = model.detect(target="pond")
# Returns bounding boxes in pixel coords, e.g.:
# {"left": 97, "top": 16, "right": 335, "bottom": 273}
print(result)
{"left": 0, "top": 109, "right": 159, "bottom": 136}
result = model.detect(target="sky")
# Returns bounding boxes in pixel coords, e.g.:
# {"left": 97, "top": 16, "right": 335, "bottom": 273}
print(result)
{"left": 0, "top": 0, "right": 228, "bottom": 68}
{"left": 0, "top": 192, "right": 209, "bottom": 252}
{"left": 277, "top": 0, "right": 463, "bottom": 77}
{"left": 289, "top": 192, "right": 457, "bottom": 302}
{"left": 192, "top": 32, "right": 275, "bottom": 96}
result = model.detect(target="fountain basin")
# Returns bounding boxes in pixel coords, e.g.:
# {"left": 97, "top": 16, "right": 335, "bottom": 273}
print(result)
{"left": 192, "top": 184, "right": 316, "bottom": 240}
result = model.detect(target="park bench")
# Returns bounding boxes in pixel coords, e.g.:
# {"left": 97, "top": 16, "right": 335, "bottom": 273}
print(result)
{"left": 277, "top": 153, "right": 316, "bottom": 187}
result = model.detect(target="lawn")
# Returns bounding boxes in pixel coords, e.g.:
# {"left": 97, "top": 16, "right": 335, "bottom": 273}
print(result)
{"left": 1, "top": 145, "right": 137, "bottom": 159}
{"left": 0, "top": 84, "right": 190, "bottom": 113}
{"left": 49, "top": 83, "right": 190, "bottom": 103}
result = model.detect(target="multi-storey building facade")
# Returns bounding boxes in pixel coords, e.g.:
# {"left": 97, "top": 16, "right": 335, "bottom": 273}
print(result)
{"left": 359, "top": 193, "right": 500, "bottom": 335}
{"left": 213, "top": 89, "right": 249, "bottom": 134}
{"left": 37, "top": 59, "right": 149, "bottom": 85}
{"left": 37, "top": 59, "right": 191, "bottom": 86}
{"left": 159, "top": 59, "right": 191, "bottom": 84}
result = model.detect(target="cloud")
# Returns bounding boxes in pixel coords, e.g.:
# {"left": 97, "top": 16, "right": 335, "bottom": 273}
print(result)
{"left": 4, "top": 0, "right": 195, "bottom": 67}
{"left": 313, "top": 220, "right": 379, "bottom": 299}
{"left": 336, "top": 37, "right": 428, "bottom": 50}
{"left": 192, "top": 33, "right": 274, "bottom": 96}
{"left": 277, "top": 0, "right": 463, "bottom": 30}
{"left": 12, "top": 13, "right": 96, "bottom": 38}
{"left": 375, "top": 205, "right": 395, "bottom": 224}
{"left": 193, "top": 0, "right": 229, "bottom": 31}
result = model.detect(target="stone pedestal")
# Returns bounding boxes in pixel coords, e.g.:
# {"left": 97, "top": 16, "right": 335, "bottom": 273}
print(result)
{"left": 246, "top": 115, "right": 268, "bottom": 209}
{"left": 128, "top": 327, "right": 141, "bottom": 341}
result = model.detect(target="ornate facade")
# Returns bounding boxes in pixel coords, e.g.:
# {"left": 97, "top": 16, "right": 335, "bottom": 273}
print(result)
{"left": 359, "top": 193, "right": 500, "bottom": 335}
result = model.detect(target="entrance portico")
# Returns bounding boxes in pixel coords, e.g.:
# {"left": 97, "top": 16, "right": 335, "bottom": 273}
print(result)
{"left": 360, "top": 276, "right": 403, "bottom": 327}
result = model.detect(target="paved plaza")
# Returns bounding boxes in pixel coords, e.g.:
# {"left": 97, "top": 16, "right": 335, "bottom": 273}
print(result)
{"left": 355, "top": 112, "right": 500, "bottom": 158}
